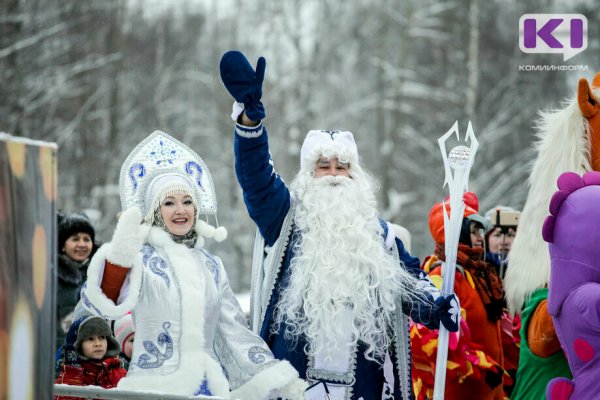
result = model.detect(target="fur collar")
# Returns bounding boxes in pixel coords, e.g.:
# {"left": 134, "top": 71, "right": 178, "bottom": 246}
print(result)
{"left": 57, "top": 254, "right": 87, "bottom": 285}
{"left": 146, "top": 225, "right": 204, "bottom": 250}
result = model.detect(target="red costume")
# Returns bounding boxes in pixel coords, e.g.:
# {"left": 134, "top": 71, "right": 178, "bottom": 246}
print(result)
{"left": 55, "top": 357, "right": 127, "bottom": 400}
{"left": 411, "top": 193, "right": 506, "bottom": 400}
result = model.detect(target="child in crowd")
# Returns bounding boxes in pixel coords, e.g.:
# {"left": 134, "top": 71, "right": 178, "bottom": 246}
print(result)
{"left": 55, "top": 316, "right": 127, "bottom": 400}
{"left": 113, "top": 313, "right": 134, "bottom": 371}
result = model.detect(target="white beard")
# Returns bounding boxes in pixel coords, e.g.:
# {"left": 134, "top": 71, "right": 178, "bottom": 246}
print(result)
{"left": 274, "top": 167, "right": 421, "bottom": 362}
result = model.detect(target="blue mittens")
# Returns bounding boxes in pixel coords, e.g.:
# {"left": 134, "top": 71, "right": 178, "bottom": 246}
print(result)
{"left": 220, "top": 51, "right": 266, "bottom": 121}
{"left": 412, "top": 272, "right": 461, "bottom": 332}
{"left": 435, "top": 293, "right": 460, "bottom": 332}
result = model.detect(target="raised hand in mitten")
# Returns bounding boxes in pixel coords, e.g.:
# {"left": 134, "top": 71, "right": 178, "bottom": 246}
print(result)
{"left": 436, "top": 293, "right": 461, "bottom": 332}
{"left": 107, "top": 207, "right": 147, "bottom": 268}
{"left": 100, "top": 207, "right": 148, "bottom": 302}
{"left": 220, "top": 50, "right": 266, "bottom": 121}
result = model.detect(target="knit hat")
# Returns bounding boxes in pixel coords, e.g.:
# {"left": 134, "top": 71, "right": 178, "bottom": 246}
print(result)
{"left": 300, "top": 130, "right": 359, "bottom": 171}
{"left": 144, "top": 175, "right": 227, "bottom": 242}
{"left": 113, "top": 313, "right": 135, "bottom": 351}
{"left": 58, "top": 211, "right": 95, "bottom": 252}
{"left": 144, "top": 174, "right": 198, "bottom": 225}
{"left": 73, "top": 316, "right": 120, "bottom": 357}
{"left": 428, "top": 192, "right": 490, "bottom": 244}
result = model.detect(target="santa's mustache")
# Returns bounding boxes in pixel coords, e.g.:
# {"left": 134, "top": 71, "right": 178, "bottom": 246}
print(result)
{"left": 313, "top": 175, "right": 352, "bottom": 187}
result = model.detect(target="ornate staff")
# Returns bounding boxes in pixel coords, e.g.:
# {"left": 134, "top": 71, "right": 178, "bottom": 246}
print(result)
{"left": 433, "top": 121, "right": 478, "bottom": 400}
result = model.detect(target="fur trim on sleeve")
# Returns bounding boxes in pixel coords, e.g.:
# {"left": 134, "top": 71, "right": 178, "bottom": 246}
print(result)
{"left": 229, "top": 360, "right": 304, "bottom": 400}
{"left": 81, "top": 243, "right": 143, "bottom": 320}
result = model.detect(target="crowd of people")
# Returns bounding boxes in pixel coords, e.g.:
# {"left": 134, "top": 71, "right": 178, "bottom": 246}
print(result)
{"left": 51, "top": 50, "right": 579, "bottom": 400}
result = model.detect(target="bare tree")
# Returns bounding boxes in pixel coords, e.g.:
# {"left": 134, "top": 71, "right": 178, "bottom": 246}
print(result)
{"left": 2, "top": 0, "right": 592, "bottom": 287}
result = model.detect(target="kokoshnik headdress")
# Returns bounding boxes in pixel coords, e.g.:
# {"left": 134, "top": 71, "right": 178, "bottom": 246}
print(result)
{"left": 119, "top": 130, "right": 226, "bottom": 241}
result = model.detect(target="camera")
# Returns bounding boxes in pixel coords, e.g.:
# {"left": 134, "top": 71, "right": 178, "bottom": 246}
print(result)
{"left": 497, "top": 210, "right": 520, "bottom": 228}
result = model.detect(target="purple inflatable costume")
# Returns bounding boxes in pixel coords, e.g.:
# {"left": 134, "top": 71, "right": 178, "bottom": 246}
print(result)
{"left": 542, "top": 171, "right": 600, "bottom": 400}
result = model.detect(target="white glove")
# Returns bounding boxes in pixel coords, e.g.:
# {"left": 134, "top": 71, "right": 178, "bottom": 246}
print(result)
{"left": 106, "top": 207, "right": 147, "bottom": 267}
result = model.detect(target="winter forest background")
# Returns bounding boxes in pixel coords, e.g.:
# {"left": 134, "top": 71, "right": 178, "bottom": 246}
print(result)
{"left": 1, "top": 0, "right": 598, "bottom": 291}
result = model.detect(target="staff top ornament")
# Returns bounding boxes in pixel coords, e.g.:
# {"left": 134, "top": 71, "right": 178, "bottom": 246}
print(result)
{"left": 432, "top": 121, "right": 478, "bottom": 400}
{"left": 439, "top": 121, "right": 478, "bottom": 190}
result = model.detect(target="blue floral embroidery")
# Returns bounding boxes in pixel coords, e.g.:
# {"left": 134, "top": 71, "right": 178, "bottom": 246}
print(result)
{"left": 136, "top": 322, "right": 173, "bottom": 369}
{"left": 200, "top": 249, "right": 219, "bottom": 284}
{"left": 248, "top": 346, "right": 269, "bottom": 364}
{"left": 142, "top": 246, "right": 170, "bottom": 287}
{"left": 194, "top": 378, "right": 212, "bottom": 396}
{"left": 80, "top": 284, "right": 107, "bottom": 318}
{"left": 148, "top": 256, "right": 170, "bottom": 287}
{"left": 141, "top": 244, "right": 154, "bottom": 264}
{"left": 185, "top": 161, "right": 204, "bottom": 190}
{"left": 320, "top": 130, "right": 341, "bottom": 139}
{"left": 149, "top": 139, "right": 177, "bottom": 165}
{"left": 129, "top": 163, "right": 145, "bottom": 191}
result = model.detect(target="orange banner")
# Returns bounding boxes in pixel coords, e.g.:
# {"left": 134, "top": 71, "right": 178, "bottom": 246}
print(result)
{"left": 0, "top": 134, "right": 57, "bottom": 400}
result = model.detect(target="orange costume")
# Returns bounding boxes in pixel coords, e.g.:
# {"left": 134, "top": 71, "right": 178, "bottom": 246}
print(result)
{"left": 411, "top": 193, "right": 505, "bottom": 400}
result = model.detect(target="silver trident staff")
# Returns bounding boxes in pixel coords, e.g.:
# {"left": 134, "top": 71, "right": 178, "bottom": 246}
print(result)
{"left": 433, "top": 121, "right": 478, "bottom": 400}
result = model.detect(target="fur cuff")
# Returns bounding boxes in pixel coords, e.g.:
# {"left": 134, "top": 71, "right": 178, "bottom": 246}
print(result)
{"left": 270, "top": 378, "right": 308, "bottom": 400}
{"left": 230, "top": 360, "right": 303, "bottom": 400}
{"left": 107, "top": 207, "right": 148, "bottom": 267}
{"left": 80, "top": 244, "right": 143, "bottom": 319}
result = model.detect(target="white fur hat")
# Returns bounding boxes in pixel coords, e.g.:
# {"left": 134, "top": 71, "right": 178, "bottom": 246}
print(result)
{"left": 300, "top": 130, "right": 359, "bottom": 171}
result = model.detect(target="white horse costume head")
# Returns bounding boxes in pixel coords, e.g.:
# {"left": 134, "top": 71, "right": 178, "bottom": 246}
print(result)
{"left": 505, "top": 74, "right": 600, "bottom": 314}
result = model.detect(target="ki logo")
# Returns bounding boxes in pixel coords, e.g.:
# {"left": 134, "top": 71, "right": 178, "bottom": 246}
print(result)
{"left": 519, "top": 14, "right": 588, "bottom": 61}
